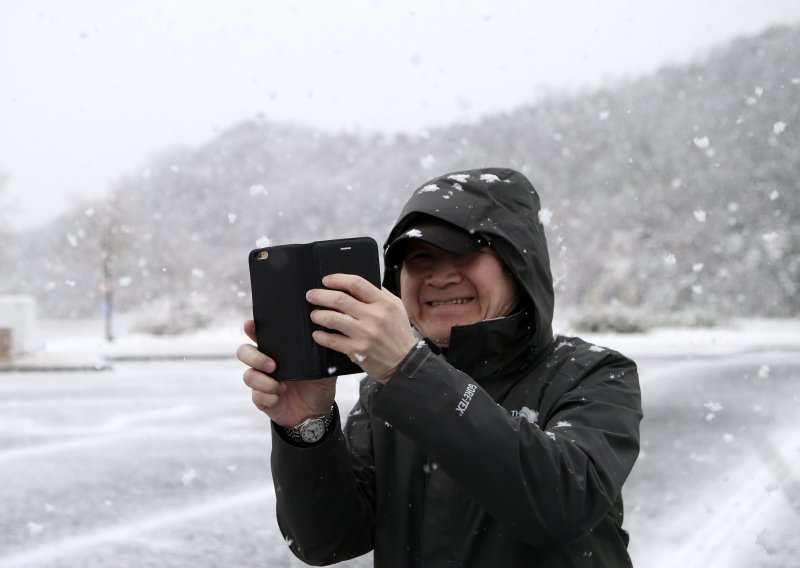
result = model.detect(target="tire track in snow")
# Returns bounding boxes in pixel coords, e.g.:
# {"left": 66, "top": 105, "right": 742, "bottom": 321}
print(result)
{"left": 0, "top": 485, "right": 275, "bottom": 567}
{"left": 655, "top": 425, "right": 800, "bottom": 568}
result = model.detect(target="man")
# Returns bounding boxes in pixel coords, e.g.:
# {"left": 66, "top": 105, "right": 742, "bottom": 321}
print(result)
{"left": 237, "top": 167, "right": 642, "bottom": 567}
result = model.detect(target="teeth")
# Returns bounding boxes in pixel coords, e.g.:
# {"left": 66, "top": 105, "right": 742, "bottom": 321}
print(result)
{"left": 430, "top": 298, "right": 471, "bottom": 306}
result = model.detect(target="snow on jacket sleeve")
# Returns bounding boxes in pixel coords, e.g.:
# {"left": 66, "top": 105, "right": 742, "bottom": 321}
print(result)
{"left": 372, "top": 342, "right": 642, "bottom": 547}
{"left": 271, "top": 400, "right": 376, "bottom": 565}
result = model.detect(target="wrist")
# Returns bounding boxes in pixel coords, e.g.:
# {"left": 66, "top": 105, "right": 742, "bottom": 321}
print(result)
{"left": 374, "top": 337, "right": 422, "bottom": 384}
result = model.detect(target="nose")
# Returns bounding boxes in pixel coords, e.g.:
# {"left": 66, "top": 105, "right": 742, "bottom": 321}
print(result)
{"left": 425, "top": 256, "right": 462, "bottom": 288}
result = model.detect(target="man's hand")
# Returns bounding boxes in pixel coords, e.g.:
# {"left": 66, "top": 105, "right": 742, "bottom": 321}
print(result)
{"left": 236, "top": 320, "right": 336, "bottom": 427}
{"left": 306, "top": 274, "right": 418, "bottom": 384}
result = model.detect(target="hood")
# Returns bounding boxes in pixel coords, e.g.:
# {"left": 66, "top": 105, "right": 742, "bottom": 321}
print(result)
{"left": 382, "top": 167, "right": 554, "bottom": 350}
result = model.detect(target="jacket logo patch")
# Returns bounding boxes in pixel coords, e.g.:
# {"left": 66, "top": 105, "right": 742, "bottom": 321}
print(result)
{"left": 455, "top": 384, "right": 477, "bottom": 417}
{"left": 510, "top": 406, "right": 539, "bottom": 424}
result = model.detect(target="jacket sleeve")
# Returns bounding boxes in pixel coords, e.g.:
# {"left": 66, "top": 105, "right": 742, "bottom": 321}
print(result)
{"left": 271, "top": 393, "right": 376, "bottom": 565}
{"left": 371, "top": 342, "right": 642, "bottom": 547}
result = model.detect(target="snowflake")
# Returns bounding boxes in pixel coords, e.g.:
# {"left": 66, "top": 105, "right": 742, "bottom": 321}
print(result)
{"left": 180, "top": 468, "right": 197, "bottom": 486}
{"left": 249, "top": 184, "right": 268, "bottom": 197}
{"left": 420, "top": 154, "right": 436, "bottom": 169}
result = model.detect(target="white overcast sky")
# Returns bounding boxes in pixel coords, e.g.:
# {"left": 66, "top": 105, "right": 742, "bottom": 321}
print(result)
{"left": 2, "top": 0, "right": 800, "bottom": 229}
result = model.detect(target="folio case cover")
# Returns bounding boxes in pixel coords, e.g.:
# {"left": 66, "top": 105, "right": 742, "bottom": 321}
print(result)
{"left": 248, "top": 237, "right": 381, "bottom": 380}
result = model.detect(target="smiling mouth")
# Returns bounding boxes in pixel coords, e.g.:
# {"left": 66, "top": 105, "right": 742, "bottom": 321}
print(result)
{"left": 427, "top": 298, "right": 474, "bottom": 307}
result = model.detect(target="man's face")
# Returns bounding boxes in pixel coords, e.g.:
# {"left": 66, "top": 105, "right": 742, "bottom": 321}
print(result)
{"left": 399, "top": 241, "right": 520, "bottom": 348}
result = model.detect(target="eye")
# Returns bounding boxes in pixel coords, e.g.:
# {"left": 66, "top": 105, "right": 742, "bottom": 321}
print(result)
{"left": 404, "top": 251, "right": 432, "bottom": 265}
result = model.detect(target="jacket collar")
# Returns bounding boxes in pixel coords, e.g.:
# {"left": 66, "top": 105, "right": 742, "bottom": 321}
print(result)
{"left": 432, "top": 307, "right": 541, "bottom": 399}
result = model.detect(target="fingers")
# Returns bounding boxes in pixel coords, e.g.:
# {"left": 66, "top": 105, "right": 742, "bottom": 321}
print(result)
{"left": 243, "top": 319, "right": 257, "bottom": 343}
{"left": 306, "top": 287, "right": 363, "bottom": 320}
{"left": 243, "top": 367, "right": 285, "bottom": 410}
{"left": 305, "top": 274, "right": 381, "bottom": 324}
{"left": 311, "top": 328, "right": 360, "bottom": 357}
{"left": 320, "top": 273, "right": 382, "bottom": 303}
{"left": 236, "top": 343, "right": 276, "bottom": 374}
{"left": 309, "top": 307, "right": 359, "bottom": 338}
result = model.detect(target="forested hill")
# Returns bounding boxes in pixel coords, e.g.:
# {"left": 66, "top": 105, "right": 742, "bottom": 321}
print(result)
{"left": 3, "top": 24, "right": 798, "bottom": 328}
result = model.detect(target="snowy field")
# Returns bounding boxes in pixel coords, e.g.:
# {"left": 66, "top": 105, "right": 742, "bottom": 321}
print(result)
{"left": 1, "top": 319, "right": 799, "bottom": 567}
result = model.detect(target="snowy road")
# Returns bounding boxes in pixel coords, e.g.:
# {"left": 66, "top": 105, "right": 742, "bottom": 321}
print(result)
{"left": 0, "top": 350, "right": 798, "bottom": 567}
{"left": 626, "top": 351, "right": 800, "bottom": 568}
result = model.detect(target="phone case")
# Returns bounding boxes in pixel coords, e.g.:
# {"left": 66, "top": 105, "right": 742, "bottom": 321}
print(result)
{"left": 248, "top": 237, "right": 381, "bottom": 380}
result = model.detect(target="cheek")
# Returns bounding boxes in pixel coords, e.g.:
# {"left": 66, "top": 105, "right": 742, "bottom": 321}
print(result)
{"left": 399, "top": 271, "right": 418, "bottom": 313}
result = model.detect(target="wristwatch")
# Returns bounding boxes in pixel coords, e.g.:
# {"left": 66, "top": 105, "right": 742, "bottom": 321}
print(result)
{"left": 281, "top": 406, "right": 335, "bottom": 446}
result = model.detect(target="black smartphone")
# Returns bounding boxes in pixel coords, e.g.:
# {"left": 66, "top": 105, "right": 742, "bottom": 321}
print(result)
{"left": 248, "top": 237, "right": 381, "bottom": 380}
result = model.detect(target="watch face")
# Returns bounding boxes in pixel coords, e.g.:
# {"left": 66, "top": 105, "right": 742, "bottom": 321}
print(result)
{"left": 300, "top": 419, "right": 326, "bottom": 443}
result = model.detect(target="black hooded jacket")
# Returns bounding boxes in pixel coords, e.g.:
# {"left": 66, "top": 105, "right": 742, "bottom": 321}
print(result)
{"left": 271, "top": 168, "right": 642, "bottom": 567}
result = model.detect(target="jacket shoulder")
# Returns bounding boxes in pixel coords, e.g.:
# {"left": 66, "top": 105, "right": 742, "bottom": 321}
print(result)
{"left": 549, "top": 334, "right": 637, "bottom": 373}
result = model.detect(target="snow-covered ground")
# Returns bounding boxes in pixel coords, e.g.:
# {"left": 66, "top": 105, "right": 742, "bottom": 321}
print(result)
{"left": 1, "top": 318, "right": 798, "bottom": 567}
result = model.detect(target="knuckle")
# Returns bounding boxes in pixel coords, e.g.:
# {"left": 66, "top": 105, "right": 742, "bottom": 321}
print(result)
{"left": 352, "top": 278, "right": 367, "bottom": 295}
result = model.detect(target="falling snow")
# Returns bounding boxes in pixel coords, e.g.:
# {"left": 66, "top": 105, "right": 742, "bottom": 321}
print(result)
{"left": 26, "top": 522, "right": 45, "bottom": 538}
{"left": 180, "top": 468, "right": 197, "bottom": 486}
{"left": 419, "top": 154, "right": 436, "bottom": 169}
